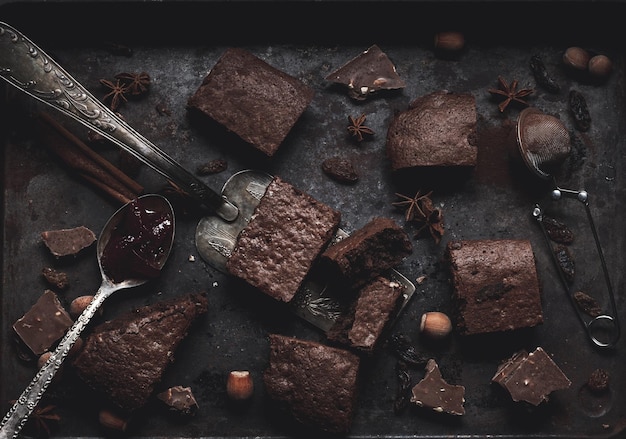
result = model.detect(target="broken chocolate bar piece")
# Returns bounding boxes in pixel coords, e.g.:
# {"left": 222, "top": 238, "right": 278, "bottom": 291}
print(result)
{"left": 157, "top": 386, "right": 199, "bottom": 416}
{"left": 13, "top": 289, "right": 74, "bottom": 355}
{"left": 492, "top": 347, "right": 571, "bottom": 406}
{"left": 41, "top": 267, "right": 70, "bottom": 290}
{"left": 410, "top": 359, "right": 465, "bottom": 415}
{"left": 325, "top": 45, "right": 406, "bottom": 100}
{"left": 41, "top": 226, "right": 97, "bottom": 257}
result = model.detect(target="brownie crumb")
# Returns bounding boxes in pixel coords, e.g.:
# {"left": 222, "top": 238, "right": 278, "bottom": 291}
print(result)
{"left": 197, "top": 159, "right": 228, "bottom": 176}
{"left": 573, "top": 291, "right": 602, "bottom": 317}
{"left": 42, "top": 267, "right": 70, "bottom": 290}
{"left": 321, "top": 156, "right": 359, "bottom": 184}
{"left": 587, "top": 368, "right": 610, "bottom": 393}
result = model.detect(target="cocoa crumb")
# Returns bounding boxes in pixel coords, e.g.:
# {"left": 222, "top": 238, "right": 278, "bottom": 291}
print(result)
{"left": 321, "top": 156, "right": 359, "bottom": 184}
{"left": 197, "top": 159, "right": 228, "bottom": 176}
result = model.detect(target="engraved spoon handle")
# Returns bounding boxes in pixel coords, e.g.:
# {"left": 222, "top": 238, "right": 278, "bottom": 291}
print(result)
{"left": 0, "top": 21, "right": 237, "bottom": 222}
{"left": 0, "top": 285, "right": 114, "bottom": 439}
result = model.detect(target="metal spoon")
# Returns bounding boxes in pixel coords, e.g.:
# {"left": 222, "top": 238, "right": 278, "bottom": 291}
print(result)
{"left": 0, "top": 194, "right": 175, "bottom": 439}
{"left": 513, "top": 107, "right": 620, "bottom": 349}
{"left": 0, "top": 21, "right": 238, "bottom": 222}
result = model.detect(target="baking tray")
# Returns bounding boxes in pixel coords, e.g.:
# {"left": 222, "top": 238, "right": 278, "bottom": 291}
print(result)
{"left": 1, "top": 1, "right": 625, "bottom": 437}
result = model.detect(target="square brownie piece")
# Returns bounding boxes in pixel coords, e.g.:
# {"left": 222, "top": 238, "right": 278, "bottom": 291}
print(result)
{"left": 446, "top": 239, "right": 543, "bottom": 335}
{"left": 226, "top": 176, "right": 341, "bottom": 302}
{"left": 187, "top": 47, "right": 315, "bottom": 157}
{"left": 386, "top": 90, "right": 477, "bottom": 171}
{"left": 263, "top": 334, "right": 360, "bottom": 434}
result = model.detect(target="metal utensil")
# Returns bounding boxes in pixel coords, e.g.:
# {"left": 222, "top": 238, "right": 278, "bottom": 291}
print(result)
{"left": 0, "top": 21, "right": 237, "bottom": 222}
{"left": 513, "top": 107, "right": 620, "bottom": 349}
{"left": 0, "top": 194, "right": 175, "bottom": 439}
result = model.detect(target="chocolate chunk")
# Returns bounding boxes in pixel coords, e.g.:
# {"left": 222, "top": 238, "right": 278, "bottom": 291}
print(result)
{"left": 157, "top": 386, "right": 199, "bottom": 416}
{"left": 41, "top": 226, "right": 97, "bottom": 257}
{"left": 492, "top": 347, "right": 571, "bottom": 406}
{"left": 325, "top": 45, "right": 406, "bottom": 100}
{"left": 13, "top": 289, "right": 74, "bottom": 356}
{"left": 410, "top": 359, "right": 465, "bottom": 415}
{"left": 41, "top": 267, "right": 70, "bottom": 290}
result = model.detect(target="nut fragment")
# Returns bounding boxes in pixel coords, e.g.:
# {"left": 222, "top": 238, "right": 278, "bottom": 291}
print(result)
{"left": 420, "top": 311, "right": 452, "bottom": 339}
{"left": 226, "top": 370, "right": 254, "bottom": 401}
{"left": 563, "top": 47, "right": 591, "bottom": 70}
{"left": 588, "top": 54, "right": 612, "bottom": 79}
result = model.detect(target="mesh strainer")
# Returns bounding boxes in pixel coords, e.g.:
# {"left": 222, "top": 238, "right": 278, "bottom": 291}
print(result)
{"left": 514, "top": 107, "right": 620, "bottom": 349}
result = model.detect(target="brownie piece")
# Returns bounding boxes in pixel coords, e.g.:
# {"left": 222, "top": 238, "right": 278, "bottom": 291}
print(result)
{"left": 446, "top": 239, "right": 543, "bottom": 335}
{"left": 320, "top": 217, "right": 412, "bottom": 289}
{"left": 327, "top": 276, "right": 406, "bottom": 353}
{"left": 325, "top": 44, "right": 406, "bottom": 100}
{"left": 72, "top": 293, "right": 208, "bottom": 412}
{"left": 410, "top": 359, "right": 466, "bottom": 415}
{"left": 492, "top": 347, "right": 571, "bottom": 405}
{"left": 187, "top": 47, "right": 315, "bottom": 157}
{"left": 263, "top": 334, "right": 360, "bottom": 434}
{"left": 226, "top": 176, "right": 341, "bottom": 303}
{"left": 13, "top": 289, "right": 74, "bottom": 356}
{"left": 41, "top": 226, "right": 96, "bottom": 257}
{"left": 386, "top": 90, "right": 478, "bottom": 171}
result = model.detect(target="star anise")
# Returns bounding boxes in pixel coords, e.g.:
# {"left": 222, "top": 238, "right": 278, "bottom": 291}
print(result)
{"left": 9, "top": 401, "right": 60, "bottom": 438}
{"left": 115, "top": 72, "right": 151, "bottom": 96}
{"left": 347, "top": 113, "right": 375, "bottom": 142}
{"left": 488, "top": 76, "right": 534, "bottom": 112}
{"left": 100, "top": 78, "right": 129, "bottom": 111}
{"left": 393, "top": 190, "right": 444, "bottom": 244}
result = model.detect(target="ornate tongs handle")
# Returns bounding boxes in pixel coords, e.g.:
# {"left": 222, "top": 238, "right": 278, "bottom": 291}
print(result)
{"left": 0, "top": 21, "right": 237, "bottom": 221}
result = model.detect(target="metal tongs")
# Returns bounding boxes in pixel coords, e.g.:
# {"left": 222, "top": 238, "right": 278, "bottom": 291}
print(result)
{"left": 514, "top": 107, "right": 620, "bottom": 349}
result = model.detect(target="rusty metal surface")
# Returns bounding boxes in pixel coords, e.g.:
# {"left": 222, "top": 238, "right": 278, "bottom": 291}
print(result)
{"left": 1, "top": 2, "right": 626, "bottom": 437}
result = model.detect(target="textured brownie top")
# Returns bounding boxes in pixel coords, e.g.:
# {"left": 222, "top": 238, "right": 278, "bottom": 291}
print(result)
{"left": 263, "top": 334, "right": 360, "bottom": 434}
{"left": 71, "top": 293, "right": 208, "bottom": 412}
{"left": 187, "top": 47, "right": 315, "bottom": 157}
{"left": 320, "top": 216, "right": 412, "bottom": 288}
{"left": 327, "top": 276, "right": 405, "bottom": 353}
{"left": 386, "top": 90, "right": 478, "bottom": 171}
{"left": 492, "top": 347, "right": 571, "bottom": 406}
{"left": 447, "top": 239, "right": 543, "bottom": 335}
{"left": 226, "top": 176, "right": 341, "bottom": 302}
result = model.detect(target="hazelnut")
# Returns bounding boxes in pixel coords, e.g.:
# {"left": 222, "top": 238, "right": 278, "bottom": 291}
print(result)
{"left": 69, "top": 295, "right": 97, "bottom": 319}
{"left": 434, "top": 31, "right": 465, "bottom": 51}
{"left": 588, "top": 54, "right": 612, "bottom": 79}
{"left": 98, "top": 408, "right": 130, "bottom": 432}
{"left": 420, "top": 311, "right": 452, "bottom": 339}
{"left": 563, "top": 46, "right": 591, "bottom": 70}
{"left": 226, "top": 370, "right": 254, "bottom": 401}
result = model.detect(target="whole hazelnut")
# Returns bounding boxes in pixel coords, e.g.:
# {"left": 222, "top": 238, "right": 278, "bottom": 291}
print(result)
{"left": 563, "top": 46, "right": 591, "bottom": 70}
{"left": 420, "top": 311, "right": 452, "bottom": 339}
{"left": 588, "top": 54, "right": 612, "bottom": 79}
{"left": 434, "top": 31, "right": 465, "bottom": 51}
{"left": 99, "top": 408, "right": 130, "bottom": 432}
{"left": 69, "top": 295, "right": 97, "bottom": 319}
{"left": 226, "top": 370, "right": 254, "bottom": 401}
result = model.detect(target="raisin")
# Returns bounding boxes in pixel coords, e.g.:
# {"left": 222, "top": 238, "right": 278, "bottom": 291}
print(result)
{"left": 569, "top": 90, "right": 591, "bottom": 132}
{"left": 530, "top": 54, "right": 560, "bottom": 93}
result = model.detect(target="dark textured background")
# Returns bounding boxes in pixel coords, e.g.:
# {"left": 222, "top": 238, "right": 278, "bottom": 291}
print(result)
{"left": 1, "top": 2, "right": 625, "bottom": 437}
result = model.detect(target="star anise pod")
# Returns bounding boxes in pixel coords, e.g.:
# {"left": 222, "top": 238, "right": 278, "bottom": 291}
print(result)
{"left": 393, "top": 190, "right": 444, "bottom": 244}
{"left": 347, "top": 113, "right": 375, "bottom": 142}
{"left": 115, "top": 72, "right": 151, "bottom": 96}
{"left": 9, "top": 401, "right": 60, "bottom": 438}
{"left": 488, "top": 76, "right": 534, "bottom": 113}
{"left": 100, "top": 78, "right": 129, "bottom": 111}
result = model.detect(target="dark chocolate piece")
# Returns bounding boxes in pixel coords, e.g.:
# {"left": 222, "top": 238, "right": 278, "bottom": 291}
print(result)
{"left": 410, "top": 359, "right": 465, "bottom": 415}
{"left": 325, "top": 44, "right": 406, "bottom": 100}
{"left": 187, "top": 47, "right": 315, "bottom": 157}
{"left": 13, "top": 289, "right": 74, "bottom": 356}
{"left": 157, "top": 386, "right": 199, "bottom": 416}
{"left": 492, "top": 347, "right": 571, "bottom": 406}
{"left": 447, "top": 239, "right": 543, "bottom": 335}
{"left": 263, "top": 334, "right": 360, "bottom": 434}
{"left": 41, "top": 226, "right": 96, "bottom": 257}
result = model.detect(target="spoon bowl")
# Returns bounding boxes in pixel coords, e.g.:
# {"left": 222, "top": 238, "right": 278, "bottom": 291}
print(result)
{"left": 0, "top": 194, "right": 175, "bottom": 439}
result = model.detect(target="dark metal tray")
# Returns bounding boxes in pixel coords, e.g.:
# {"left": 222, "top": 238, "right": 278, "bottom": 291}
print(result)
{"left": 1, "top": 1, "right": 625, "bottom": 437}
